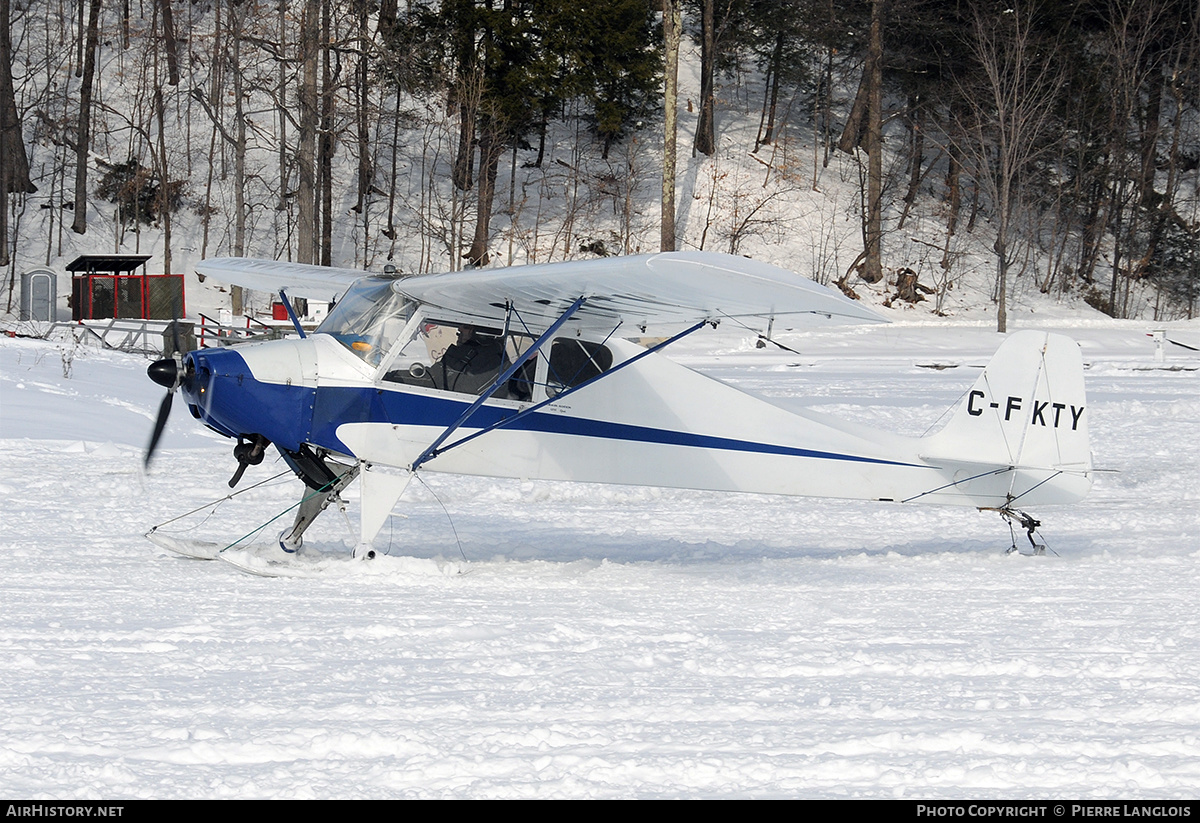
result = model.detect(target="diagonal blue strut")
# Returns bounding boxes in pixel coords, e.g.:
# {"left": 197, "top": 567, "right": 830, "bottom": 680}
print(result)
{"left": 279, "top": 289, "right": 308, "bottom": 339}
{"left": 410, "top": 296, "right": 586, "bottom": 471}
{"left": 420, "top": 318, "right": 712, "bottom": 463}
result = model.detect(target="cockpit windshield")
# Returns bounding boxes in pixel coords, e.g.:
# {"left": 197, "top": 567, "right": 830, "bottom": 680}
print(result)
{"left": 316, "top": 278, "right": 414, "bottom": 364}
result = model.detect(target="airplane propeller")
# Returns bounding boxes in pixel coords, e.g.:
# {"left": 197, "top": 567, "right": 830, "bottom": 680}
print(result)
{"left": 144, "top": 321, "right": 192, "bottom": 468}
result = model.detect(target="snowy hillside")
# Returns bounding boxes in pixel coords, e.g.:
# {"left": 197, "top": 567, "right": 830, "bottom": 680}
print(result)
{"left": 2, "top": 321, "right": 1198, "bottom": 797}
{"left": 4, "top": 0, "right": 1196, "bottom": 327}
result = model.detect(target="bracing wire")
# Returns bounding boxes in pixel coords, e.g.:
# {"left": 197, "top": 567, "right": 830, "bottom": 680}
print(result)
{"left": 217, "top": 467, "right": 356, "bottom": 553}
{"left": 147, "top": 469, "right": 293, "bottom": 535}
{"left": 414, "top": 472, "right": 467, "bottom": 562}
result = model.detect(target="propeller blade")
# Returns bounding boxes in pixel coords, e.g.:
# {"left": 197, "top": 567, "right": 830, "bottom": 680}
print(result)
{"left": 145, "top": 390, "right": 173, "bottom": 468}
{"left": 145, "top": 301, "right": 188, "bottom": 470}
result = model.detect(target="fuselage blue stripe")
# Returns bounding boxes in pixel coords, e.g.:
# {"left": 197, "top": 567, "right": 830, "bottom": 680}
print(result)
{"left": 459, "top": 410, "right": 920, "bottom": 467}
{"left": 187, "top": 351, "right": 925, "bottom": 470}
{"left": 365, "top": 385, "right": 922, "bottom": 469}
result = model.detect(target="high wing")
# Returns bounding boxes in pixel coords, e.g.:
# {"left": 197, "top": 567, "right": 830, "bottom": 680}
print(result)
{"left": 196, "top": 258, "right": 366, "bottom": 303}
{"left": 395, "top": 252, "right": 883, "bottom": 333}
{"left": 195, "top": 251, "right": 884, "bottom": 334}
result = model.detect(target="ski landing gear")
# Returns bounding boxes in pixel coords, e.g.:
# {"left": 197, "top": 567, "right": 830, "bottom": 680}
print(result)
{"left": 148, "top": 441, "right": 414, "bottom": 575}
{"left": 996, "top": 506, "right": 1057, "bottom": 556}
{"left": 277, "top": 461, "right": 360, "bottom": 554}
{"left": 276, "top": 448, "right": 413, "bottom": 561}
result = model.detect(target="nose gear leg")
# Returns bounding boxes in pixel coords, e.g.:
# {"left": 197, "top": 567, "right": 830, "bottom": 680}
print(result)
{"left": 277, "top": 463, "right": 361, "bottom": 553}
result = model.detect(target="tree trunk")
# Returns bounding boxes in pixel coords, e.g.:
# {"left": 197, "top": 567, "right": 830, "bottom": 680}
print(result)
{"left": 76, "top": 0, "right": 85, "bottom": 74}
{"left": 319, "top": 0, "right": 333, "bottom": 266}
{"left": 232, "top": 27, "right": 246, "bottom": 257}
{"left": 454, "top": 106, "right": 475, "bottom": 191}
{"left": 199, "top": 0, "right": 220, "bottom": 261}
{"left": 354, "top": 0, "right": 372, "bottom": 219}
{"left": 155, "top": 0, "right": 180, "bottom": 85}
{"left": 1, "top": 0, "right": 34, "bottom": 267}
{"left": 277, "top": 0, "right": 288, "bottom": 217}
{"left": 753, "top": 63, "right": 771, "bottom": 153}
{"left": 762, "top": 32, "right": 783, "bottom": 146}
{"left": 1139, "top": 58, "right": 1163, "bottom": 206}
{"left": 861, "top": 0, "right": 884, "bottom": 284}
{"left": 71, "top": 0, "right": 102, "bottom": 235}
{"left": 450, "top": 0, "right": 477, "bottom": 192}
{"left": 0, "top": 0, "right": 33, "bottom": 197}
{"left": 156, "top": 88, "right": 172, "bottom": 278}
{"left": 231, "top": 2, "right": 246, "bottom": 314}
{"left": 661, "top": 0, "right": 680, "bottom": 252}
{"left": 465, "top": 124, "right": 501, "bottom": 267}
{"left": 896, "top": 96, "right": 923, "bottom": 230}
{"left": 837, "top": 69, "right": 869, "bottom": 154}
{"left": 945, "top": 121, "right": 962, "bottom": 239}
{"left": 378, "top": 0, "right": 397, "bottom": 39}
{"left": 995, "top": 232, "right": 1008, "bottom": 333}
{"left": 693, "top": 0, "right": 715, "bottom": 156}
{"left": 297, "top": 0, "right": 319, "bottom": 264}
{"left": 942, "top": 133, "right": 962, "bottom": 274}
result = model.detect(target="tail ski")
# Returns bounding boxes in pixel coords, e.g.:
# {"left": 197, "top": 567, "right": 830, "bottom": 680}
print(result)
{"left": 918, "top": 330, "right": 1092, "bottom": 507}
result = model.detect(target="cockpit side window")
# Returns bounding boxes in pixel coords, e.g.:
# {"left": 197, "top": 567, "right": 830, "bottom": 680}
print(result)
{"left": 382, "top": 321, "right": 536, "bottom": 401}
{"left": 546, "top": 339, "right": 613, "bottom": 397}
{"left": 316, "top": 279, "right": 413, "bottom": 365}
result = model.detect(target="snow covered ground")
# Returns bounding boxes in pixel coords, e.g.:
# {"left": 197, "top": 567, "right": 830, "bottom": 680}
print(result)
{"left": 1, "top": 320, "right": 1198, "bottom": 798}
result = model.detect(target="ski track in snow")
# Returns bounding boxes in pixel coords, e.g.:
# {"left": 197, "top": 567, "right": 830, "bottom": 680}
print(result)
{"left": 1, "top": 326, "right": 1199, "bottom": 798}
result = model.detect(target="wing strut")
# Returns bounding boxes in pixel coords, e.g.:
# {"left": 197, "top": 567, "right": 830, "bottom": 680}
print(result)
{"left": 279, "top": 289, "right": 307, "bottom": 339}
{"left": 419, "top": 318, "right": 713, "bottom": 465}
{"left": 410, "top": 296, "right": 587, "bottom": 472}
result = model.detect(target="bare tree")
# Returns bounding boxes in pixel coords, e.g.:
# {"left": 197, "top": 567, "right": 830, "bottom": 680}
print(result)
{"left": 1, "top": 0, "right": 36, "bottom": 268}
{"left": 154, "top": 87, "right": 172, "bottom": 276}
{"left": 1097, "top": 0, "right": 1181, "bottom": 318}
{"left": 71, "top": 0, "right": 102, "bottom": 235}
{"left": 154, "top": 0, "right": 180, "bottom": 86}
{"left": 297, "top": 0, "right": 319, "bottom": 264}
{"left": 192, "top": 0, "right": 251, "bottom": 311}
{"left": 693, "top": 0, "right": 715, "bottom": 157}
{"left": 661, "top": 0, "right": 681, "bottom": 251}
{"left": 835, "top": 0, "right": 885, "bottom": 285}
{"left": 862, "top": 0, "right": 884, "bottom": 284}
{"left": 319, "top": 0, "right": 334, "bottom": 266}
{"left": 957, "top": 2, "right": 1063, "bottom": 332}
{"left": 449, "top": 0, "right": 476, "bottom": 192}
{"left": 464, "top": 113, "right": 503, "bottom": 267}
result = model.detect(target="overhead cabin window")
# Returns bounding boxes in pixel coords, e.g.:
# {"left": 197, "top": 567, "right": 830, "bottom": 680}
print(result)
{"left": 546, "top": 339, "right": 613, "bottom": 397}
{"left": 383, "top": 321, "right": 537, "bottom": 401}
{"left": 316, "top": 278, "right": 414, "bottom": 365}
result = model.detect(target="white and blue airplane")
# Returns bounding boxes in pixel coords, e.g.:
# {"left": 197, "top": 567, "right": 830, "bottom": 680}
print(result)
{"left": 145, "top": 251, "right": 1092, "bottom": 562}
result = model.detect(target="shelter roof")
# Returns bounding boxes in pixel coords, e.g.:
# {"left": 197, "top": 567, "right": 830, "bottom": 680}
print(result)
{"left": 66, "top": 254, "right": 152, "bottom": 274}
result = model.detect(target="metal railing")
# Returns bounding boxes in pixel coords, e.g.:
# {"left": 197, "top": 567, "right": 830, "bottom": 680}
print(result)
{"left": 72, "top": 317, "right": 173, "bottom": 355}
{"left": 196, "top": 313, "right": 289, "bottom": 348}
{"left": 2, "top": 310, "right": 323, "bottom": 355}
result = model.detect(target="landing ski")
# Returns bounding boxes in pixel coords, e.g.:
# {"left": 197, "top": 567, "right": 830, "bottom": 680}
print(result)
{"left": 147, "top": 531, "right": 226, "bottom": 560}
{"left": 216, "top": 545, "right": 330, "bottom": 578}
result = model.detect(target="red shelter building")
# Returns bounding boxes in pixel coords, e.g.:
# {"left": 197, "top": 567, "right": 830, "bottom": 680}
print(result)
{"left": 68, "top": 254, "right": 185, "bottom": 321}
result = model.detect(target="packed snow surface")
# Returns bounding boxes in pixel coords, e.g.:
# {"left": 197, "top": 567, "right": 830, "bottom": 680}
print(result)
{"left": 1, "top": 322, "right": 1198, "bottom": 798}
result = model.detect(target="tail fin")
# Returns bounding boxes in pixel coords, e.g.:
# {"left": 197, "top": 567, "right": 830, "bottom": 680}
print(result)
{"left": 920, "top": 331, "right": 1092, "bottom": 507}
